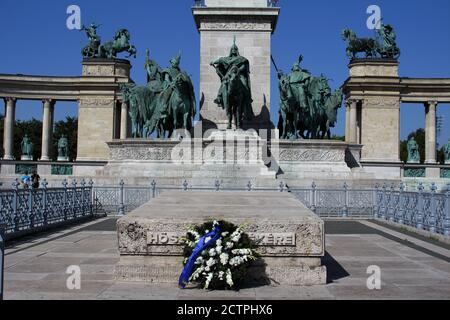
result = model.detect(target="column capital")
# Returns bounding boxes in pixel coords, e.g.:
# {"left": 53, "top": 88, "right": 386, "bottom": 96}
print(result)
{"left": 426, "top": 100, "right": 438, "bottom": 107}
{"left": 346, "top": 99, "right": 360, "bottom": 107}
{"left": 42, "top": 98, "right": 55, "bottom": 106}
{"left": 4, "top": 97, "right": 17, "bottom": 104}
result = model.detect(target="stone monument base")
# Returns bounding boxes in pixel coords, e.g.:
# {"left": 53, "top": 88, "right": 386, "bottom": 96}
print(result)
{"left": 99, "top": 130, "right": 367, "bottom": 188}
{"left": 115, "top": 191, "right": 327, "bottom": 286}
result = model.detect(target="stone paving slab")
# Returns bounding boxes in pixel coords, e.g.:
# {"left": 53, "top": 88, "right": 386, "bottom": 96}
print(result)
{"left": 3, "top": 219, "right": 450, "bottom": 300}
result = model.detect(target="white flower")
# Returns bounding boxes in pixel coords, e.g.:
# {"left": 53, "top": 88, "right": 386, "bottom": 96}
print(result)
{"left": 206, "top": 258, "right": 216, "bottom": 267}
{"left": 219, "top": 271, "right": 224, "bottom": 280}
{"left": 205, "top": 272, "right": 214, "bottom": 289}
{"left": 205, "top": 230, "right": 210, "bottom": 234}
{"left": 216, "top": 239, "right": 222, "bottom": 246}
{"left": 213, "top": 221, "right": 219, "bottom": 226}
{"left": 209, "top": 248, "right": 216, "bottom": 257}
{"left": 231, "top": 235, "right": 241, "bottom": 243}
{"left": 219, "top": 252, "right": 229, "bottom": 265}
{"left": 205, "top": 237, "right": 211, "bottom": 244}
{"left": 230, "top": 229, "right": 242, "bottom": 243}
{"left": 195, "top": 256, "right": 204, "bottom": 265}
{"left": 232, "top": 248, "right": 252, "bottom": 256}
{"left": 189, "top": 266, "right": 204, "bottom": 281}
{"left": 226, "top": 242, "right": 234, "bottom": 249}
{"left": 226, "top": 269, "right": 234, "bottom": 287}
{"left": 221, "top": 232, "right": 229, "bottom": 237}
{"left": 188, "top": 230, "right": 201, "bottom": 241}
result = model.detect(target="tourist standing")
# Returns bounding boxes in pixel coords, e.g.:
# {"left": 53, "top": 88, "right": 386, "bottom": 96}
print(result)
{"left": 21, "top": 172, "right": 31, "bottom": 190}
{"left": 31, "top": 171, "right": 41, "bottom": 189}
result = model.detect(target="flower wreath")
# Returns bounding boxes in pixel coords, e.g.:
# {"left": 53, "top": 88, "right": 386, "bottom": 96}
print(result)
{"left": 179, "top": 220, "right": 258, "bottom": 290}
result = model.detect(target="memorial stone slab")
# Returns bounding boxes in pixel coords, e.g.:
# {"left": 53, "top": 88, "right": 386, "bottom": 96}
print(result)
{"left": 116, "top": 191, "right": 327, "bottom": 286}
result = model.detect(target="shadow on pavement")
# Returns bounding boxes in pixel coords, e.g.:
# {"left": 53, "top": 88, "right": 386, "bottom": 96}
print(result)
{"left": 322, "top": 251, "right": 350, "bottom": 284}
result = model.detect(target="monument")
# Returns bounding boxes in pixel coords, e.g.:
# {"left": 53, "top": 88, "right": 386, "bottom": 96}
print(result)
{"left": 193, "top": 0, "right": 279, "bottom": 130}
{"left": 1, "top": 1, "right": 449, "bottom": 188}
{"left": 57, "top": 135, "right": 69, "bottom": 162}
{"left": 275, "top": 55, "right": 343, "bottom": 140}
{"left": 20, "top": 135, "right": 33, "bottom": 161}
{"left": 444, "top": 139, "right": 450, "bottom": 165}
{"left": 116, "top": 191, "right": 326, "bottom": 286}
{"left": 407, "top": 137, "right": 421, "bottom": 164}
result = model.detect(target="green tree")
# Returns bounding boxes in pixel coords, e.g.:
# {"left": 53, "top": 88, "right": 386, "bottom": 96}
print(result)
{"left": 438, "top": 146, "right": 445, "bottom": 164}
{"left": 331, "top": 135, "right": 345, "bottom": 141}
{"left": 53, "top": 117, "right": 78, "bottom": 161}
{"left": 400, "top": 128, "right": 425, "bottom": 163}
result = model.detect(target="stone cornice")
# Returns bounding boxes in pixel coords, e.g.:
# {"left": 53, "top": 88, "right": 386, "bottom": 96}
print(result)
{"left": 192, "top": 7, "right": 280, "bottom": 33}
{"left": 0, "top": 73, "right": 131, "bottom": 101}
{"left": 343, "top": 77, "right": 450, "bottom": 103}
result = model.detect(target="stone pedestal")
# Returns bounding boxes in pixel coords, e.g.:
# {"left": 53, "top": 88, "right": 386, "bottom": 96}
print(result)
{"left": 101, "top": 131, "right": 364, "bottom": 188}
{"left": 20, "top": 156, "right": 33, "bottom": 161}
{"left": 344, "top": 59, "right": 401, "bottom": 163}
{"left": 115, "top": 191, "right": 326, "bottom": 286}
{"left": 193, "top": 1, "right": 279, "bottom": 130}
{"left": 77, "top": 59, "right": 131, "bottom": 162}
{"left": 57, "top": 156, "right": 69, "bottom": 162}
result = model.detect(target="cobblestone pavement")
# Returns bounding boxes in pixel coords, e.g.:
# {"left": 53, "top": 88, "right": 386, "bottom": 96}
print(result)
{"left": 3, "top": 218, "right": 450, "bottom": 300}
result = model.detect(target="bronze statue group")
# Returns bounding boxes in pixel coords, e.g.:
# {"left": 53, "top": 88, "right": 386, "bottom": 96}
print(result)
{"left": 79, "top": 22, "right": 402, "bottom": 141}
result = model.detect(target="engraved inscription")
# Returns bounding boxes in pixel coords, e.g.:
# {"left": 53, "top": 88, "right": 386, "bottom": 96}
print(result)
{"left": 146, "top": 231, "right": 296, "bottom": 247}
{"left": 248, "top": 233, "right": 296, "bottom": 246}
{"left": 147, "top": 232, "right": 185, "bottom": 245}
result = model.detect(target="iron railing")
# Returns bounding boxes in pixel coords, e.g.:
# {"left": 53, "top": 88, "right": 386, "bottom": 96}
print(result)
{"left": 91, "top": 180, "right": 377, "bottom": 218}
{"left": 0, "top": 179, "right": 94, "bottom": 237}
{"left": 375, "top": 183, "right": 450, "bottom": 236}
{"left": 0, "top": 224, "right": 4, "bottom": 301}
{"left": 1, "top": 178, "right": 449, "bottom": 237}
{"left": 92, "top": 179, "right": 449, "bottom": 237}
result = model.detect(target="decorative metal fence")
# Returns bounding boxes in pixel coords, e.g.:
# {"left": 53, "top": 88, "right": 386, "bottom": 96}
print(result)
{"left": 0, "top": 179, "right": 94, "bottom": 237}
{"left": 1, "top": 178, "right": 449, "bottom": 238}
{"left": 375, "top": 183, "right": 450, "bottom": 236}
{"left": 288, "top": 182, "right": 375, "bottom": 218}
{"left": 0, "top": 224, "right": 4, "bottom": 300}
{"left": 92, "top": 180, "right": 376, "bottom": 218}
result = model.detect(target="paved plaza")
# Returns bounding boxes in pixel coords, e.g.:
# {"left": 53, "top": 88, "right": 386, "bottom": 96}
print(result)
{"left": 3, "top": 218, "right": 450, "bottom": 300}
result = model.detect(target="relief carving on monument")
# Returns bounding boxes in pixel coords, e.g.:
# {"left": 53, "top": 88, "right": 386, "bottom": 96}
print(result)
{"left": 200, "top": 21, "right": 272, "bottom": 31}
{"left": 118, "top": 222, "right": 147, "bottom": 254}
{"left": 110, "top": 146, "right": 174, "bottom": 161}
{"left": 279, "top": 148, "right": 345, "bottom": 162}
{"left": 363, "top": 97, "right": 400, "bottom": 108}
{"left": 82, "top": 65, "right": 115, "bottom": 77}
{"left": 79, "top": 98, "right": 114, "bottom": 108}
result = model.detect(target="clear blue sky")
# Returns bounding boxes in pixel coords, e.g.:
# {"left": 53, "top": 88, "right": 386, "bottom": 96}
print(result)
{"left": 0, "top": 0, "right": 449, "bottom": 146}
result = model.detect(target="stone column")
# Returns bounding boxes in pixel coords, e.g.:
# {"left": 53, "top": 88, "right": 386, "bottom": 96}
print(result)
{"left": 3, "top": 98, "right": 16, "bottom": 160}
{"left": 120, "top": 101, "right": 128, "bottom": 140}
{"left": 41, "top": 99, "right": 54, "bottom": 161}
{"left": 425, "top": 101, "right": 438, "bottom": 164}
{"left": 345, "top": 101, "right": 350, "bottom": 142}
{"left": 348, "top": 100, "right": 358, "bottom": 143}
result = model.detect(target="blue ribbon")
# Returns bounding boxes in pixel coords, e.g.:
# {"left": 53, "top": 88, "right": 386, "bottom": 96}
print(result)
{"left": 179, "top": 225, "right": 221, "bottom": 288}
